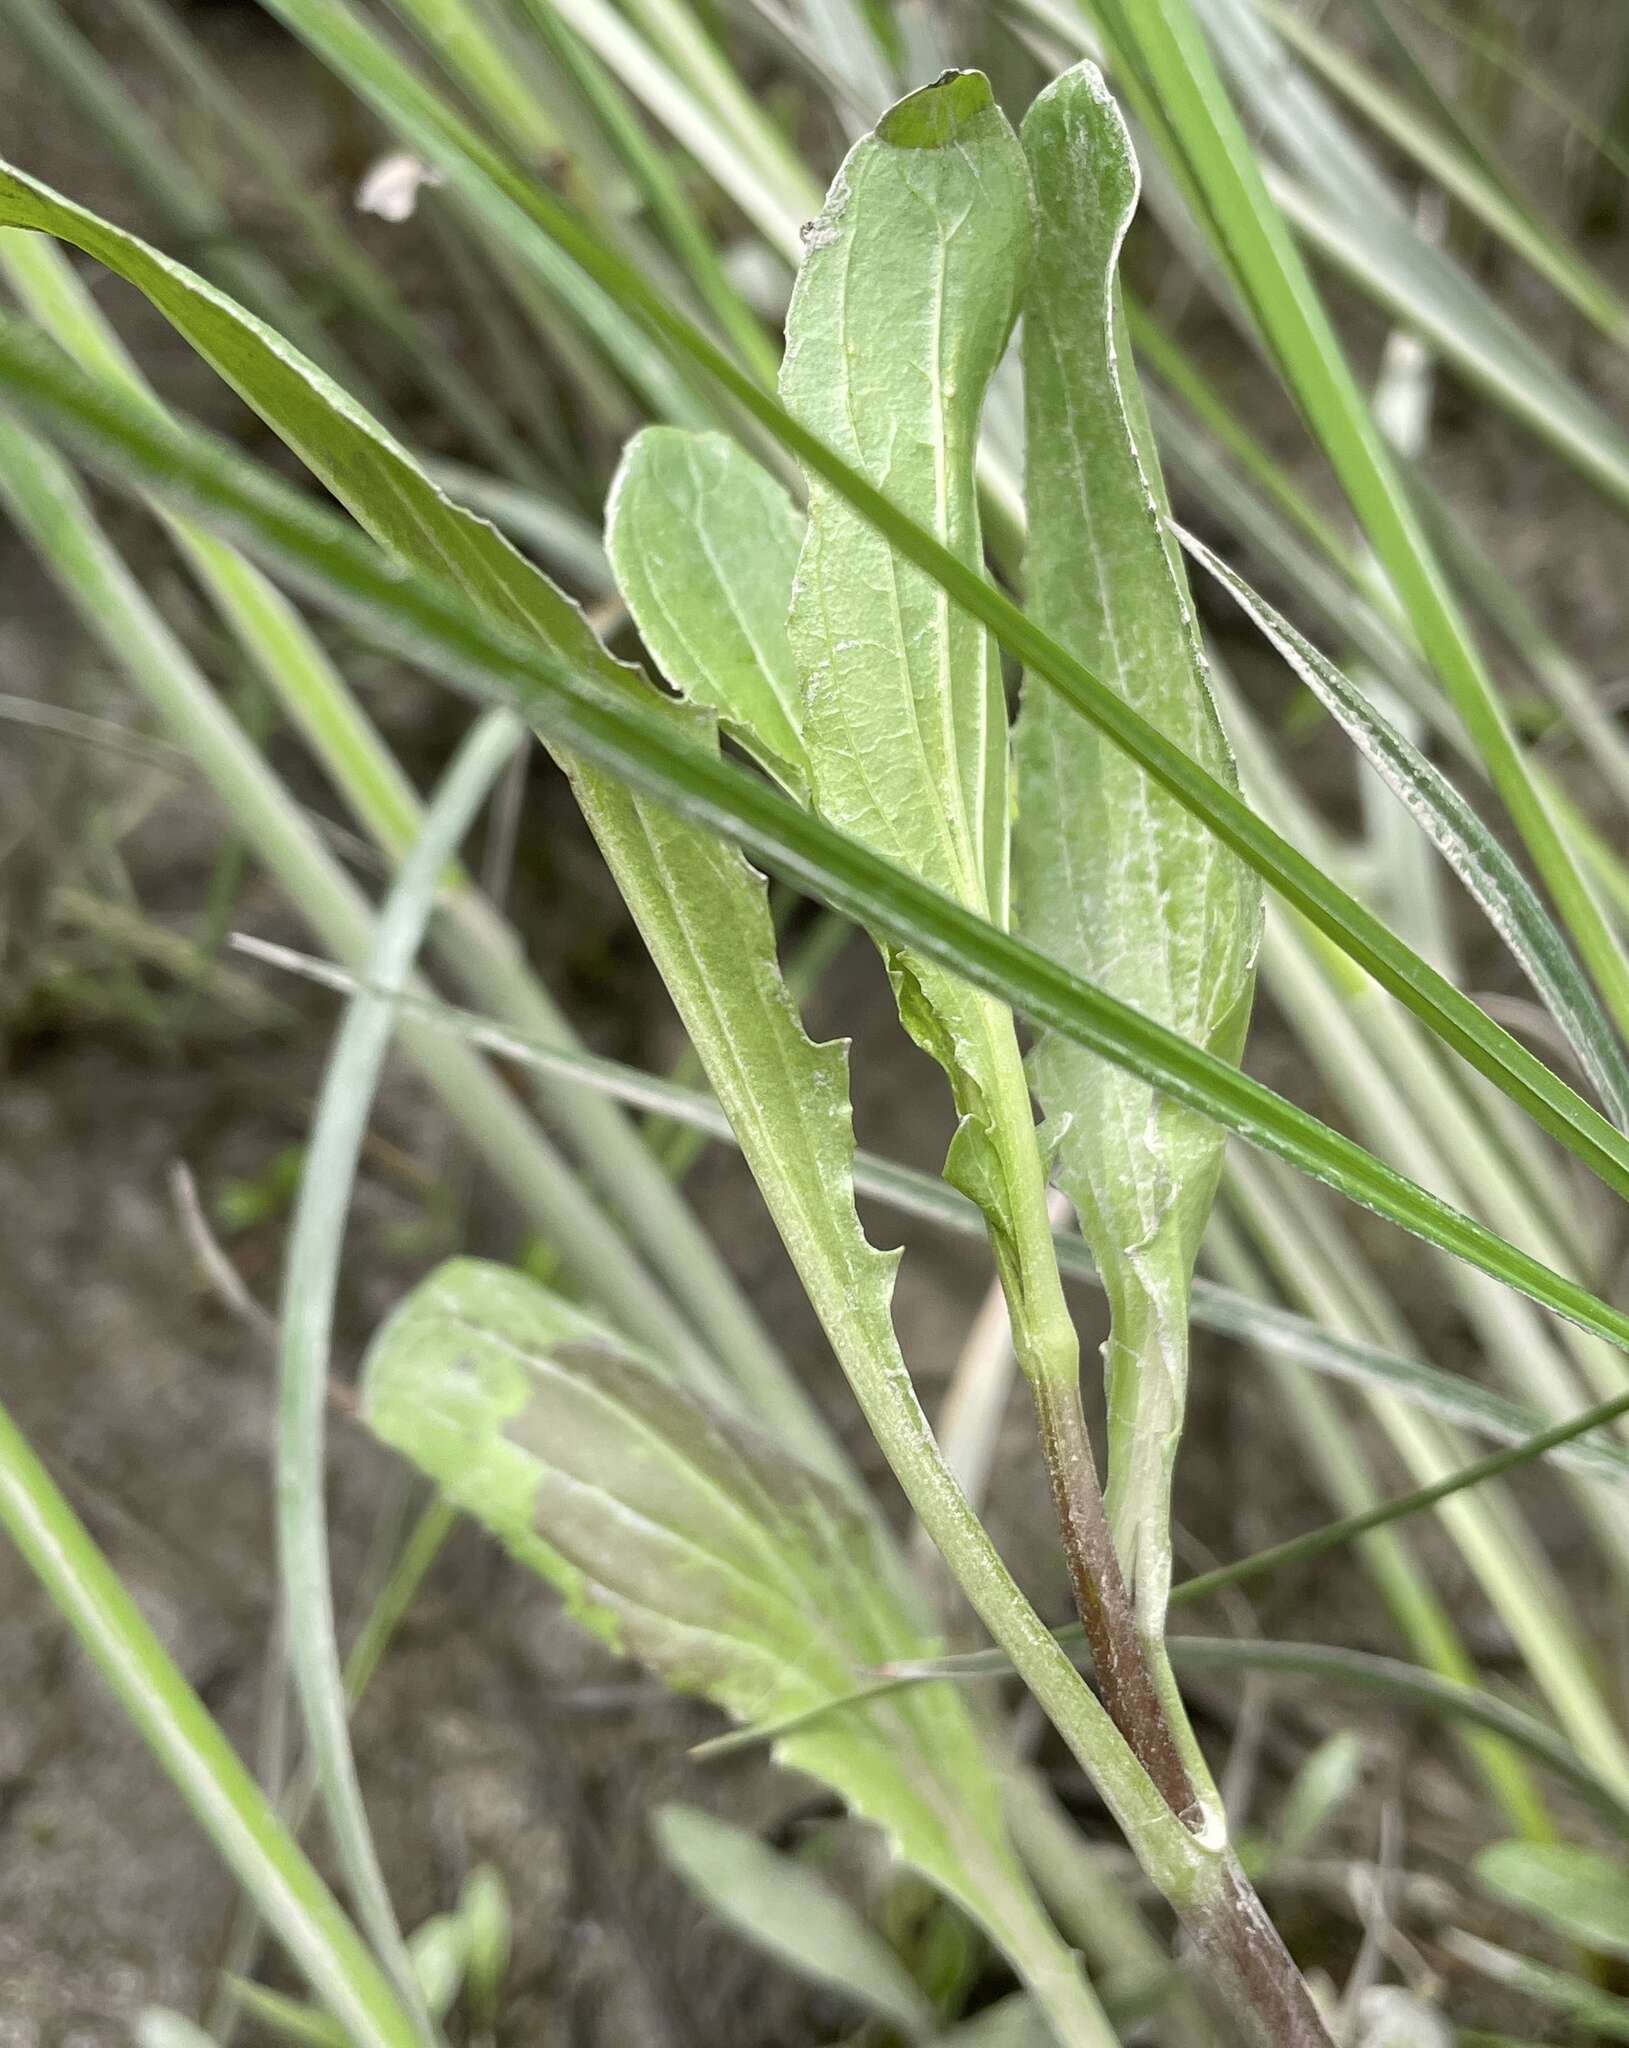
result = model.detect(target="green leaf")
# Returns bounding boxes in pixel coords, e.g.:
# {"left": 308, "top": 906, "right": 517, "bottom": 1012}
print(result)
{"left": 778, "top": 70, "right": 1077, "bottom": 1393}
{"left": 360, "top": 1260, "right": 1076, "bottom": 1983}
{"left": 456, "top": 1866, "right": 511, "bottom": 2022}
{"left": 783, "top": 67, "right": 1021, "bottom": 942}
{"left": 407, "top": 1913, "right": 466, "bottom": 2021}
{"left": 1014, "top": 62, "right": 1259, "bottom": 1625}
{"left": 217, "top": 1981, "right": 349, "bottom": 2048}
{"left": 605, "top": 425, "right": 806, "bottom": 789}
{"left": 134, "top": 2016, "right": 224, "bottom": 2048}
{"left": 939, "top": 1993, "right": 1056, "bottom": 2048}
{"left": 1179, "top": 525, "right": 1629, "bottom": 1132}
{"left": 1475, "top": 1841, "right": 1629, "bottom": 1956}
{"left": 653, "top": 1803, "right": 935, "bottom": 2035}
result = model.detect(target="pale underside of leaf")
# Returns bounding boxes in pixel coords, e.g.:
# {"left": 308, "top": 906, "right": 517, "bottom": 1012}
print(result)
{"left": 1013, "top": 64, "right": 1261, "bottom": 1620}
{"left": 361, "top": 1261, "right": 1042, "bottom": 1965}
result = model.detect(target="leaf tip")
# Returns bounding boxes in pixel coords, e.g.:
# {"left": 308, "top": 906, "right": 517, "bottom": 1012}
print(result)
{"left": 877, "top": 69, "right": 995, "bottom": 150}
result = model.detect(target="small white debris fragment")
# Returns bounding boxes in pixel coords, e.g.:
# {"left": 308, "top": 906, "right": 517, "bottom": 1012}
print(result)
{"left": 355, "top": 151, "right": 444, "bottom": 223}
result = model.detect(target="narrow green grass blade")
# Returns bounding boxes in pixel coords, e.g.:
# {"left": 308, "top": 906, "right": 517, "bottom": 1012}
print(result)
{"left": 279, "top": 709, "right": 520, "bottom": 2036}
{"left": 704, "top": 1633, "right": 1629, "bottom": 1836}
{"left": 0, "top": 1401, "right": 422, "bottom": 2048}
{"left": 512, "top": 5, "right": 780, "bottom": 386}
{"left": 226, "top": 939, "right": 1629, "bottom": 1494}
{"left": 0, "top": 409, "right": 725, "bottom": 1394}
{"left": 256, "top": 0, "right": 711, "bottom": 433}
{"left": 4, "top": 147, "right": 1625, "bottom": 1207}
{"left": 1206, "top": 1204, "right": 1554, "bottom": 1840}
{"left": 1180, "top": 527, "right": 1629, "bottom": 1130}
{"left": 0, "top": 0, "right": 374, "bottom": 402}
{"left": 8, "top": 324, "right": 1629, "bottom": 1372}
{"left": 206, "top": 1497, "right": 460, "bottom": 2041}
{"left": 1160, "top": 0, "right": 1629, "bottom": 512}
{"left": 1259, "top": 0, "right": 1629, "bottom": 348}
{"left": 1167, "top": 1379, "right": 1629, "bottom": 1610}
{"left": 103, "top": 0, "right": 544, "bottom": 490}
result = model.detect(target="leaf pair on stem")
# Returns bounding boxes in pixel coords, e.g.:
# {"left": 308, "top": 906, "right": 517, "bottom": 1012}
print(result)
{"left": 609, "top": 58, "right": 1257, "bottom": 1815}
{"left": 591, "top": 61, "right": 1321, "bottom": 2044}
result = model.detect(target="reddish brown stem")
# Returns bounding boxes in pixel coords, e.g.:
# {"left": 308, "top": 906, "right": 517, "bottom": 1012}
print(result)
{"left": 1031, "top": 1372, "right": 1196, "bottom": 1818}
{"left": 1031, "top": 1373, "right": 1334, "bottom": 2047}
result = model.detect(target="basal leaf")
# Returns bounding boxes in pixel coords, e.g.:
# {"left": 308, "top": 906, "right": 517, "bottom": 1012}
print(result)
{"left": 361, "top": 1260, "right": 1085, "bottom": 2008}
{"left": 606, "top": 427, "right": 807, "bottom": 792}
{"left": 1014, "top": 63, "right": 1260, "bottom": 1628}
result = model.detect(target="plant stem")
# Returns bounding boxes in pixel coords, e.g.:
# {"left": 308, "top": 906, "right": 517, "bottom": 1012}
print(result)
{"left": 1183, "top": 1860, "right": 1336, "bottom": 2048}
{"left": 1031, "top": 1371, "right": 1195, "bottom": 1823}
{"left": 984, "top": 1047, "right": 1333, "bottom": 2044}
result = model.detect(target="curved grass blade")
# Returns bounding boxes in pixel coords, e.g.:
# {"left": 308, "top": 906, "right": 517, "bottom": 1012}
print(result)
{"left": 1180, "top": 527, "right": 1629, "bottom": 1131}
{"left": 228, "top": 938, "right": 1629, "bottom": 1493}
{"left": 701, "top": 1633, "right": 1629, "bottom": 1835}
{"left": 0, "top": 410, "right": 737, "bottom": 1408}
{"left": 7, "top": 332, "right": 1629, "bottom": 1376}
{"left": 0, "top": 228, "right": 804, "bottom": 1430}
{"left": 1258, "top": 0, "right": 1629, "bottom": 350}
{"left": 1, "top": 159, "right": 1626, "bottom": 1209}
{"left": 0, "top": 1402, "right": 424, "bottom": 2048}
{"left": 279, "top": 708, "right": 521, "bottom": 2037}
